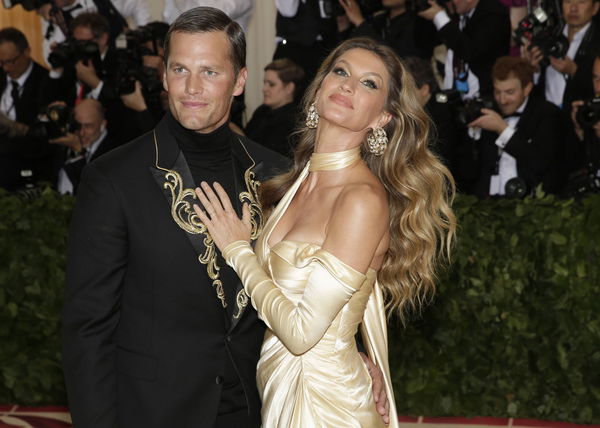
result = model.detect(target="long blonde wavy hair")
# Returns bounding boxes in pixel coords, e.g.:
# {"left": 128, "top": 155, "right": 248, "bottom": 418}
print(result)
{"left": 260, "top": 38, "right": 456, "bottom": 321}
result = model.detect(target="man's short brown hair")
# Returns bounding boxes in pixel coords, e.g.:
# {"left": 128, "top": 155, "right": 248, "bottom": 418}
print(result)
{"left": 492, "top": 56, "right": 535, "bottom": 87}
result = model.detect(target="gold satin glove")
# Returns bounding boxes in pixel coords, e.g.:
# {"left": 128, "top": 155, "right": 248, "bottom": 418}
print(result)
{"left": 223, "top": 240, "right": 366, "bottom": 355}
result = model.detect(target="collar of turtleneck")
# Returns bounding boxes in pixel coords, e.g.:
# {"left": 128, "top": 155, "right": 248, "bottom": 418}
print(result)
{"left": 165, "top": 110, "right": 233, "bottom": 170}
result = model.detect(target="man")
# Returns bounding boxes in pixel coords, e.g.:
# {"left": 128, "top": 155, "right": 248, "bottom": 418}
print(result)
{"left": 419, "top": 0, "right": 510, "bottom": 98}
{"left": 62, "top": 7, "right": 387, "bottom": 428}
{"left": 0, "top": 27, "right": 53, "bottom": 190}
{"left": 52, "top": 99, "right": 118, "bottom": 194}
{"left": 468, "top": 56, "right": 565, "bottom": 197}
{"left": 566, "top": 52, "right": 600, "bottom": 192}
{"left": 340, "top": 0, "right": 440, "bottom": 60}
{"left": 523, "top": 0, "right": 600, "bottom": 109}
{"left": 47, "top": 12, "right": 141, "bottom": 145}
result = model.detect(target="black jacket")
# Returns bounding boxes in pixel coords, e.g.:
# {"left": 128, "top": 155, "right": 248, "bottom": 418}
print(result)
{"left": 536, "top": 22, "right": 600, "bottom": 109}
{"left": 62, "top": 114, "right": 288, "bottom": 428}
{"left": 0, "top": 61, "right": 54, "bottom": 190}
{"left": 352, "top": 10, "right": 440, "bottom": 60}
{"left": 437, "top": 0, "right": 511, "bottom": 97}
{"left": 245, "top": 103, "right": 298, "bottom": 157}
{"left": 474, "top": 95, "right": 565, "bottom": 197}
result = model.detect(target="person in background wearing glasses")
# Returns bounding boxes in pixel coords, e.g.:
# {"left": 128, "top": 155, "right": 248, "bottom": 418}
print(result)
{"left": 0, "top": 27, "right": 53, "bottom": 191}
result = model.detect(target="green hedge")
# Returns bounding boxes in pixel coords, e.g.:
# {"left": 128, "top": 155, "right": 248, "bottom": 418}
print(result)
{"left": 1, "top": 189, "right": 599, "bottom": 424}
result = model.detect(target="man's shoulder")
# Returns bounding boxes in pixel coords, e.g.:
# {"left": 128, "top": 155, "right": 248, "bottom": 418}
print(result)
{"left": 92, "top": 129, "right": 155, "bottom": 172}
{"left": 237, "top": 135, "right": 290, "bottom": 175}
{"left": 475, "top": 0, "right": 509, "bottom": 17}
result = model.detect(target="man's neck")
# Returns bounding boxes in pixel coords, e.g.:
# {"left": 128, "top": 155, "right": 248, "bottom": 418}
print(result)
{"left": 389, "top": 6, "right": 407, "bottom": 18}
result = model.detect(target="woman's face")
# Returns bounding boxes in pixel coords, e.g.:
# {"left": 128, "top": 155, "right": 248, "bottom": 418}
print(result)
{"left": 315, "top": 48, "right": 390, "bottom": 133}
{"left": 263, "top": 70, "right": 294, "bottom": 109}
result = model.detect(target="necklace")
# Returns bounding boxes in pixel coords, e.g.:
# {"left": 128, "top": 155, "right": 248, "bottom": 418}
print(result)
{"left": 308, "top": 147, "right": 361, "bottom": 171}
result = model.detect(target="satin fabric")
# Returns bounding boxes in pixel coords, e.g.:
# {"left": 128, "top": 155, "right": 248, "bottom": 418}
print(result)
{"left": 223, "top": 162, "right": 399, "bottom": 428}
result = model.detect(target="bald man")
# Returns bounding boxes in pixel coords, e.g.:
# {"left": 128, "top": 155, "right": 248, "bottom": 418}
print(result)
{"left": 52, "top": 99, "right": 118, "bottom": 194}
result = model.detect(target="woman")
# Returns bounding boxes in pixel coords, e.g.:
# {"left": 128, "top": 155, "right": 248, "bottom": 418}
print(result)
{"left": 245, "top": 58, "right": 305, "bottom": 157}
{"left": 194, "top": 38, "right": 456, "bottom": 427}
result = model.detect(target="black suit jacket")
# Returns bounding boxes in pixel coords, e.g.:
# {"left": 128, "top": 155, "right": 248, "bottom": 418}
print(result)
{"left": 59, "top": 132, "right": 119, "bottom": 193}
{"left": 474, "top": 95, "right": 565, "bottom": 197}
{"left": 62, "top": 115, "right": 288, "bottom": 428}
{"left": 536, "top": 22, "right": 600, "bottom": 109}
{"left": 0, "top": 61, "right": 55, "bottom": 190}
{"left": 45, "top": 46, "right": 141, "bottom": 145}
{"left": 437, "top": 0, "right": 511, "bottom": 97}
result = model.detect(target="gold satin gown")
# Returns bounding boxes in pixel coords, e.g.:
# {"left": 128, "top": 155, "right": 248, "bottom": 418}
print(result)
{"left": 223, "top": 148, "right": 399, "bottom": 428}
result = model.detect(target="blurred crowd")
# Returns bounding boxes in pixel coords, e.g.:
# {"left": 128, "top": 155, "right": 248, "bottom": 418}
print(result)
{"left": 1, "top": 0, "right": 599, "bottom": 198}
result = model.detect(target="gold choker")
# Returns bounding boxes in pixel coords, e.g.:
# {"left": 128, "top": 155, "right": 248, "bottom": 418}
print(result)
{"left": 309, "top": 147, "right": 361, "bottom": 171}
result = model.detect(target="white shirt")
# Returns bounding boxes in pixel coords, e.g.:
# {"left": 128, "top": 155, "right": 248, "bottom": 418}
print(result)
{"left": 57, "top": 128, "right": 107, "bottom": 195}
{"left": 489, "top": 97, "right": 529, "bottom": 195}
{"left": 1, "top": 60, "right": 34, "bottom": 121}
{"left": 41, "top": 0, "right": 97, "bottom": 63}
{"left": 434, "top": 8, "right": 480, "bottom": 99}
{"left": 544, "top": 22, "right": 591, "bottom": 108}
{"left": 111, "top": 0, "right": 151, "bottom": 27}
{"left": 276, "top": 0, "right": 302, "bottom": 17}
{"left": 163, "top": 0, "right": 254, "bottom": 30}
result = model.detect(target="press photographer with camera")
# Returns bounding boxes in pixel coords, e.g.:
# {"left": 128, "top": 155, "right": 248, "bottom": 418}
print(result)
{"left": 46, "top": 12, "right": 143, "bottom": 145}
{"left": 468, "top": 56, "right": 565, "bottom": 197}
{"left": 565, "top": 51, "right": 600, "bottom": 193}
{"left": 338, "top": 0, "right": 439, "bottom": 60}
{"left": 522, "top": 0, "right": 600, "bottom": 109}
{"left": 0, "top": 27, "right": 55, "bottom": 191}
{"left": 418, "top": 0, "right": 511, "bottom": 99}
{"left": 52, "top": 99, "right": 117, "bottom": 194}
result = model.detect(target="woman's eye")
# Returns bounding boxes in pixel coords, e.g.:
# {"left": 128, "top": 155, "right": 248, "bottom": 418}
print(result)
{"left": 333, "top": 67, "right": 348, "bottom": 77}
{"left": 362, "top": 79, "right": 378, "bottom": 89}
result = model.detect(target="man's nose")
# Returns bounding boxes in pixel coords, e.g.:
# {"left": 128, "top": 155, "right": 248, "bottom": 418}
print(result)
{"left": 186, "top": 74, "right": 202, "bottom": 95}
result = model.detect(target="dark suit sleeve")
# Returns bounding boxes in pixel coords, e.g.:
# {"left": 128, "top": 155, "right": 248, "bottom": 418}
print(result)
{"left": 62, "top": 162, "right": 127, "bottom": 428}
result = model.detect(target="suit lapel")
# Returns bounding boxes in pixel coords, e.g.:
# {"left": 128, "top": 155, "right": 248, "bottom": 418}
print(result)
{"left": 149, "top": 117, "right": 267, "bottom": 326}
{"left": 228, "top": 138, "right": 265, "bottom": 332}
{"left": 149, "top": 116, "right": 227, "bottom": 308}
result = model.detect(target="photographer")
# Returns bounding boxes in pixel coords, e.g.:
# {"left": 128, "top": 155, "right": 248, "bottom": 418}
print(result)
{"left": 468, "top": 56, "right": 565, "bottom": 197}
{"left": 53, "top": 99, "right": 117, "bottom": 194}
{"left": 522, "top": 0, "right": 600, "bottom": 109}
{"left": 403, "top": 56, "right": 462, "bottom": 176}
{"left": 0, "top": 27, "right": 54, "bottom": 191}
{"left": 566, "top": 51, "right": 600, "bottom": 192}
{"left": 418, "top": 0, "right": 510, "bottom": 98}
{"left": 46, "top": 12, "right": 139, "bottom": 144}
{"left": 339, "top": 0, "right": 439, "bottom": 60}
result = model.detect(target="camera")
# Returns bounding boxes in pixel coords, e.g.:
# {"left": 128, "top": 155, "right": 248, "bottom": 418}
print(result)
{"left": 47, "top": 39, "right": 102, "bottom": 71}
{"left": 514, "top": 7, "right": 568, "bottom": 62}
{"left": 111, "top": 27, "right": 164, "bottom": 96}
{"left": 434, "top": 89, "right": 495, "bottom": 126}
{"left": 28, "top": 104, "right": 79, "bottom": 140}
{"left": 1, "top": 0, "right": 48, "bottom": 11}
{"left": 576, "top": 97, "right": 600, "bottom": 129}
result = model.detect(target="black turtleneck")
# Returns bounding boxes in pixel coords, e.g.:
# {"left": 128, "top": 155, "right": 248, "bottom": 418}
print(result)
{"left": 165, "top": 111, "right": 236, "bottom": 199}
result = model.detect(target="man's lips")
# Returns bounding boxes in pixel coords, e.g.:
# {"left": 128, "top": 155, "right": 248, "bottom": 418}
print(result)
{"left": 329, "top": 93, "right": 353, "bottom": 109}
{"left": 181, "top": 100, "right": 208, "bottom": 109}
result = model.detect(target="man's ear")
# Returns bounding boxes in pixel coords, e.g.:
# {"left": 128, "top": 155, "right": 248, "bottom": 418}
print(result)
{"left": 233, "top": 68, "right": 248, "bottom": 97}
{"left": 524, "top": 81, "right": 534, "bottom": 97}
{"left": 285, "top": 82, "right": 295, "bottom": 97}
{"left": 163, "top": 68, "right": 168, "bottom": 92}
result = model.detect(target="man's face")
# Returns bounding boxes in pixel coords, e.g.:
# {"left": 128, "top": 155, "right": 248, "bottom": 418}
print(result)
{"left": 562, "top": 0, "right": 599, "bottom": 29}
{"left": 163, "top": 31, "right": 246, "bottom": 133}
{"left": 452, "top": 0, "right": 476, "bottom": 15}
{"left": 382, "top": 0, "right": 407, "bottom": 8}
{"left": 72, "top": 26, "right": 109, "bottom": 53}
{"left": 54, "top": 0, "right": 75, "bottom": 8}
{"left": 493, "top": 76, "right": 532, "bottom": 116}
{"left": 0, "top": 42, "right": 31, "bottom": 79}
{"left": 74, "top": 101, "right": 105, "bottom": 147}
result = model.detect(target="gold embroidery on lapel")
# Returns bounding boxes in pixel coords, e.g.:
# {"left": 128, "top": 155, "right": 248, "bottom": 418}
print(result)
{"left": 233, "top": 139, "right": 264, "bottom": 319}
{"left": 154, "top": 131, "right": 227, "bottom": 308}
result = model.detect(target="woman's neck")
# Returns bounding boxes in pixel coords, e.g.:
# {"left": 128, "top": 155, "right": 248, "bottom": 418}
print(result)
{"left": 313, "top": 121, "right": 365, "bottom": 153}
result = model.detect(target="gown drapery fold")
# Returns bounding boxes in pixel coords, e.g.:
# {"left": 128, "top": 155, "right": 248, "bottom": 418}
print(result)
{"left": 223, "top": 163, "right": 399, "bottom": 428}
